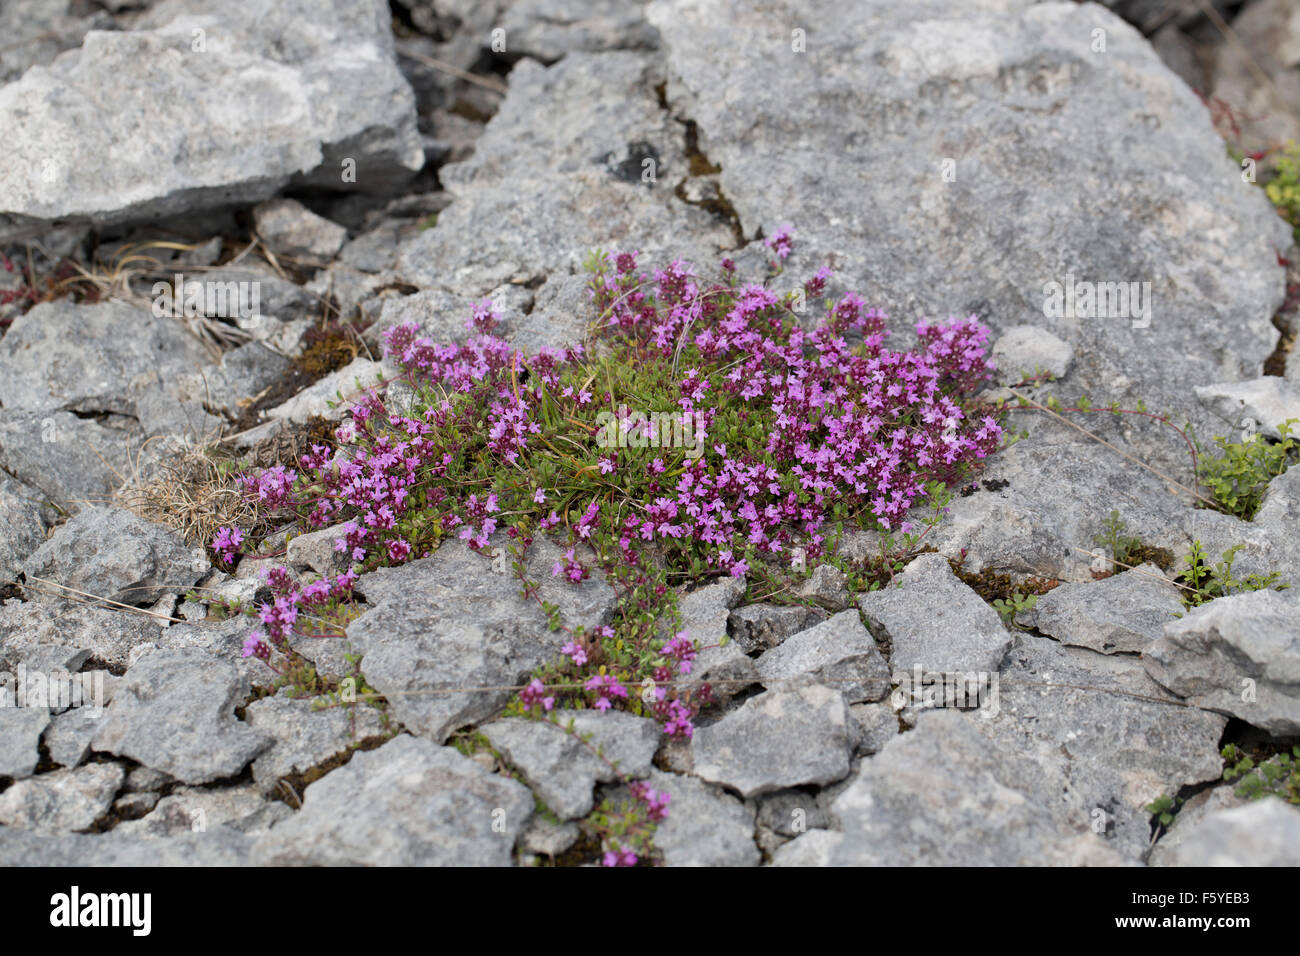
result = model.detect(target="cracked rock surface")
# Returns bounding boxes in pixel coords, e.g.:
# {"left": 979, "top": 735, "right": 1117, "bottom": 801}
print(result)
{"left": 1, "top": 0, "right": 1298, "bottom": 869}
{"left": 91, "top": 648, "right": 270, "bottom": 785}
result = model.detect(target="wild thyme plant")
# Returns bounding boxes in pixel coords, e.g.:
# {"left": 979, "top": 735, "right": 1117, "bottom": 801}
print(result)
{"left": 1222, "top": 743, "right": 1300, "bottom": 805}
{"left": 211, "top": 230, "right": 1004, "bottom": 862}
{"left": 1176, "top": 541, "right": 1288, "bottom": 609}
{"left": 1197, "top": 419, "right": 1298, "bottom": 521}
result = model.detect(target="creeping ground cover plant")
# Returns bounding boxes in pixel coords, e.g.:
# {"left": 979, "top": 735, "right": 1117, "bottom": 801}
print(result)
{"left": 210, "top": 229, "right": 1004, "bottom": 863}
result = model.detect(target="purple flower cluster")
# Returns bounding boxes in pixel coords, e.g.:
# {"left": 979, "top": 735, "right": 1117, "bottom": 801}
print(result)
{"left": 456, "top": 492, "right": 500, "bottom": 551}
{"left": 629, "top": 781, "right": 672, "bottom": 822}
{"left": 588, "top": 244, "right": 1002, "bottom": 578}
{"left": 241, "top": 632, "right": 270, "bottom": 661}
{"left": 660, "top": 633, "right": 696, "bottom": 675}
{"left": 560, "top": 640, "right": 588, "bottom": 667}
{"left": 598, "top": 780, "right": 672, "bottom": 866}
{"left": 236, "top": 557, "right": 358, "bottom": 663}
{"left": 552, "top": 548, "right": 589, "bottom": 583}
{"left": 584, "top": 673, "right": 629, "bottom": 712}
{"left": 519, "top": 678, "right": 555, "bottom": 713}
{"left": 241, "top": 465, "right": 297, "bottom": 510}
{"left": 764, "top": 225, "right": 794, "bottom": 261}
{"left": 211, "top": 525, "right": 244, "bottom": 564}
{"left": 227, "top": 229, "right": 1002, "bottom": 804}
{"left": 657, "top": 698, "right": 696, "bottom": 738}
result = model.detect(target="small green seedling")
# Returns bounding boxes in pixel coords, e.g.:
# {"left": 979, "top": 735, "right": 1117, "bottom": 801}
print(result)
{"left": 991, "top": 592, "right": 1038, "bottom": 629}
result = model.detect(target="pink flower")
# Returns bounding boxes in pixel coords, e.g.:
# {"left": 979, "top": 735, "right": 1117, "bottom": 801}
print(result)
{"left": 661, "top": 699, "right": 695, "bottom": 738}
{"left": 630, "top": 781, "right": 672, "bottom": 822}
{"left": 552, "top": 549, "right": 588, "bottom": 583}
{"left": 661, "top": 633, "right": 697, "bottom": 676}
{"left": 241, "top": 632, "right": 270, "bottom": 661}
{"left": 560, "top": 641, "right": 588, "bottom": 667}
{"left": 211, "top": 526, "right": 244, "bottom": 564}
{"left": 519, "top": 678, "right": 555, "bottom": 713}
{"left": 764, "top": 225, "right": 794, "bottom": 260}
{"left": 584, "top": 673, "right": 628, "bottom": 711}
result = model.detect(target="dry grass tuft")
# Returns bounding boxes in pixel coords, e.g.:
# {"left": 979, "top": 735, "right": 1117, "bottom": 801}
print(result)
{"left": 118, "top": 439, "right": 261, "bottom": 549}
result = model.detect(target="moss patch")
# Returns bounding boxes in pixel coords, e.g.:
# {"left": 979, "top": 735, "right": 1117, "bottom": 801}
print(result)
{"left": 947, "top": 558, "right": 1059, "bottom": 604}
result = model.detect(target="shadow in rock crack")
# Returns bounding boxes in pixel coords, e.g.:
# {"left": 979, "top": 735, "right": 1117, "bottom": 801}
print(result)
{"left": 655, "top": 82, "right": 747, "bottom": 250}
